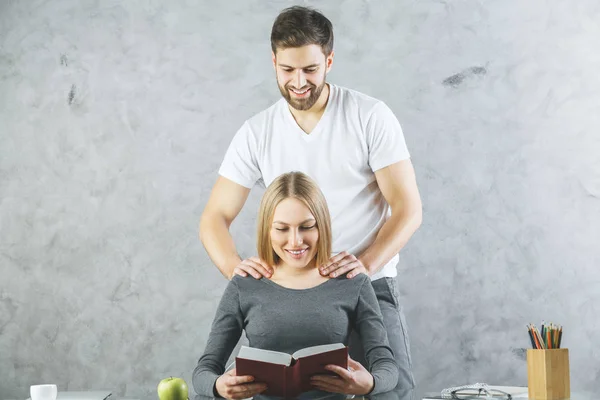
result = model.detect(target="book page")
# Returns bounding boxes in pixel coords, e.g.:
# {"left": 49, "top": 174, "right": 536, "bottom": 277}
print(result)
{"left": 488, "top": 386, "right": 528, "bottom": 397}
{"left": 423, "top": 386, "right": 529, "bottom": 400}
{"left": 237, "top": 345, "right": 292, "bottom": 366}
{"left": 453, "top": 386, "right": 528, "bottom": 397}
{"left": 292, "top": 343, "right": 345, "bottom": 360}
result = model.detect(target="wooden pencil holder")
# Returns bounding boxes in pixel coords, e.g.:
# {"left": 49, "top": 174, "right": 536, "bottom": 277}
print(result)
{"left": 527, "top": 349, "right": 570, "bottom": 400}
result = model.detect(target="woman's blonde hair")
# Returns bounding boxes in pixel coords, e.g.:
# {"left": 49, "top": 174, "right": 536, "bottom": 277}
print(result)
{"left": 257, "top": 171, "right": 332, "bottom": 267}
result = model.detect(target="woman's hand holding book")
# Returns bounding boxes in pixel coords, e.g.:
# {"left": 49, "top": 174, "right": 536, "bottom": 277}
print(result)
{"left": 310, "top": 356, "right": 375, "bottom": 395}
{"left": 215, "top": 369, "right": 268, "bottom": 399}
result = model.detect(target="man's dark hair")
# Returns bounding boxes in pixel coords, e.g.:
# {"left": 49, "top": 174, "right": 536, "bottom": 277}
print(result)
{"left": 270, "top": 6, "right": 334, "bottom": 56}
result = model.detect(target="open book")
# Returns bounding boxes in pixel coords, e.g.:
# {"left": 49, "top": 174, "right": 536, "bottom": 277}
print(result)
{"left": 422, "top": 386, "right": 529, "bottom": 399}
{"left": 27, "top": 392, "right": 112, "bottom": 400}
{"left": 235, "top": 343, "right": 348, "bottom": 398}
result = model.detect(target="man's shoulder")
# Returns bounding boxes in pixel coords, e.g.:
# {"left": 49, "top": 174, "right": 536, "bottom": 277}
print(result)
{"left": 331, "top": 84, "right": 383, "bottom": 111}
{"left": 244, "top": 98, "right": 285, "bottom": 131}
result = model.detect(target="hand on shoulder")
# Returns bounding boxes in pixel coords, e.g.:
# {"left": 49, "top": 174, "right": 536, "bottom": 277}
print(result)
{"left": 319, "top": 251, "right": 370, "bottom": 279}
{"left": 231, "top": 256, "right": 273, "bottom": 280}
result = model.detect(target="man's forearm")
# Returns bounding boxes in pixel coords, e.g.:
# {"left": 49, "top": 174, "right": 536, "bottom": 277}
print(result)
{"left": 359, "top": 204, "right": 422, "bottom": 275}
{"left": 199, "top": 213, "right": 241, "bottom": 280}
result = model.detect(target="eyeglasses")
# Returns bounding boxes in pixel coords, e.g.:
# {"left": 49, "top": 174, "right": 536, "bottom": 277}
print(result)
{"left": 441, "top": 383, "right": 513, "bottom": 400}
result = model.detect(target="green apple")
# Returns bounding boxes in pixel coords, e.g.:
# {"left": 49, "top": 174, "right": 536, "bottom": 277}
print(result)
{"left": 157, "top": 376, "right": 188, "bottom": 400}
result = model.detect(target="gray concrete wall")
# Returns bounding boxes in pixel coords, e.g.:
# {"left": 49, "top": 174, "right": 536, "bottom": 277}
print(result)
{"left": 1, "top": 0, "right": 599, "bottom": 399}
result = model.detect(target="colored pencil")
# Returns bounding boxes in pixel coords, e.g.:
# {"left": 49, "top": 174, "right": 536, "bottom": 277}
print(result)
{"left": 527, "top": 325, "right": 536, "bottom": 348}
{"left": 532, "top": 324, "right": 544, "bottom": 349}
{"left": 558, "top": 326, "right": 563, "bottom": 348}
{"left": 528, "top": 322, "right": 563, "bottom": 349}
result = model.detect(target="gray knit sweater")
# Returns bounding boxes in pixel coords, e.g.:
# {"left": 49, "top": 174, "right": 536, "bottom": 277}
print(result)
{"left": 192, "top": 273, "right": 398, "bottom": 398}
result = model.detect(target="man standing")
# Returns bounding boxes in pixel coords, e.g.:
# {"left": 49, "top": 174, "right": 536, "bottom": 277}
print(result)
{"left": 200, "top": 6, "right": 422, "bottom": 399}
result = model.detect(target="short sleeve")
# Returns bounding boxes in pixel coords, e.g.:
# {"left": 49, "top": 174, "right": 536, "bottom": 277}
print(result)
{"left": 218, "top": 121, "right": 262, "bottom": 189}
{"left": 366, "top": 102, "right": 411, "bottom": 172}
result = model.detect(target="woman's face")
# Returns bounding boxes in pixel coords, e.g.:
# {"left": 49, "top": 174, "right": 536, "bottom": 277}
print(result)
{"left": 270, "top": 197, "right": 319, "bottom": 269}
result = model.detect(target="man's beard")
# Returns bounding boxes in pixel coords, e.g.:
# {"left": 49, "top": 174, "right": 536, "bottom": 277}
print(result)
{"left": 278, "top": 75, "right": 327, "bottom": 111}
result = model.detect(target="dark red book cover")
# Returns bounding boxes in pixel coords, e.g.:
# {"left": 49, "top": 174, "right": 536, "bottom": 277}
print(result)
{"left": 235, "top": 358, "right": 287, "bottom": 397}
{"left": 289, "top": 346, "right": 348, "bottom": 397}
{"left": 236, "top": 346, "right": 348, "bottom": 398}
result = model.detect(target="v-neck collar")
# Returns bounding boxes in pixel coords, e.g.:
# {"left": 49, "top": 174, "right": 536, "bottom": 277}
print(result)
{"left": 282, "top": 83, "right": 335, "bottom": 142}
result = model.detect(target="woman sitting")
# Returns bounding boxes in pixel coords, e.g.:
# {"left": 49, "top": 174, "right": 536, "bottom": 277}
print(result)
{"left": 193, "top": 171, "right": 398, "bottom": 399}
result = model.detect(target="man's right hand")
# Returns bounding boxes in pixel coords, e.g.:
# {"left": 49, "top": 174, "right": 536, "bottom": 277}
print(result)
{"left": 215, "top": 369, "right": 268, "bottom": 399}
{"left": 231, "top": 257, "right": 273, "bottom": 280}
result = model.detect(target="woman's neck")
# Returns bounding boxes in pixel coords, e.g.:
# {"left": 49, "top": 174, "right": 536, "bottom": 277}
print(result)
{"left": 270, "top": 261, "right": 329, "bottom": 289}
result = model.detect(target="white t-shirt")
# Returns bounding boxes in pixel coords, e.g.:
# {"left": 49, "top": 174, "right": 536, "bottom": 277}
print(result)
{"left": 219, "top": 84, "right": 411, "bottom": 280}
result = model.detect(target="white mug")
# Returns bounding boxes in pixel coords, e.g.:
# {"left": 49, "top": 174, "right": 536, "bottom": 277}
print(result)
{"left": 30, "top": 384, "right": 58, "bottom": 400}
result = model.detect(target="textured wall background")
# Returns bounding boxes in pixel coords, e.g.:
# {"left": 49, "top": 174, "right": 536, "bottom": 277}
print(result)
{"left": 1, "top": 0, "right": 599, "bottom": 399}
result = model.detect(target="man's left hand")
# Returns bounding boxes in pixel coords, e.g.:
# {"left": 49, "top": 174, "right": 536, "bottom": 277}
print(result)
{"left": 319, "top": 251, "right": 369, "bottom": 278}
